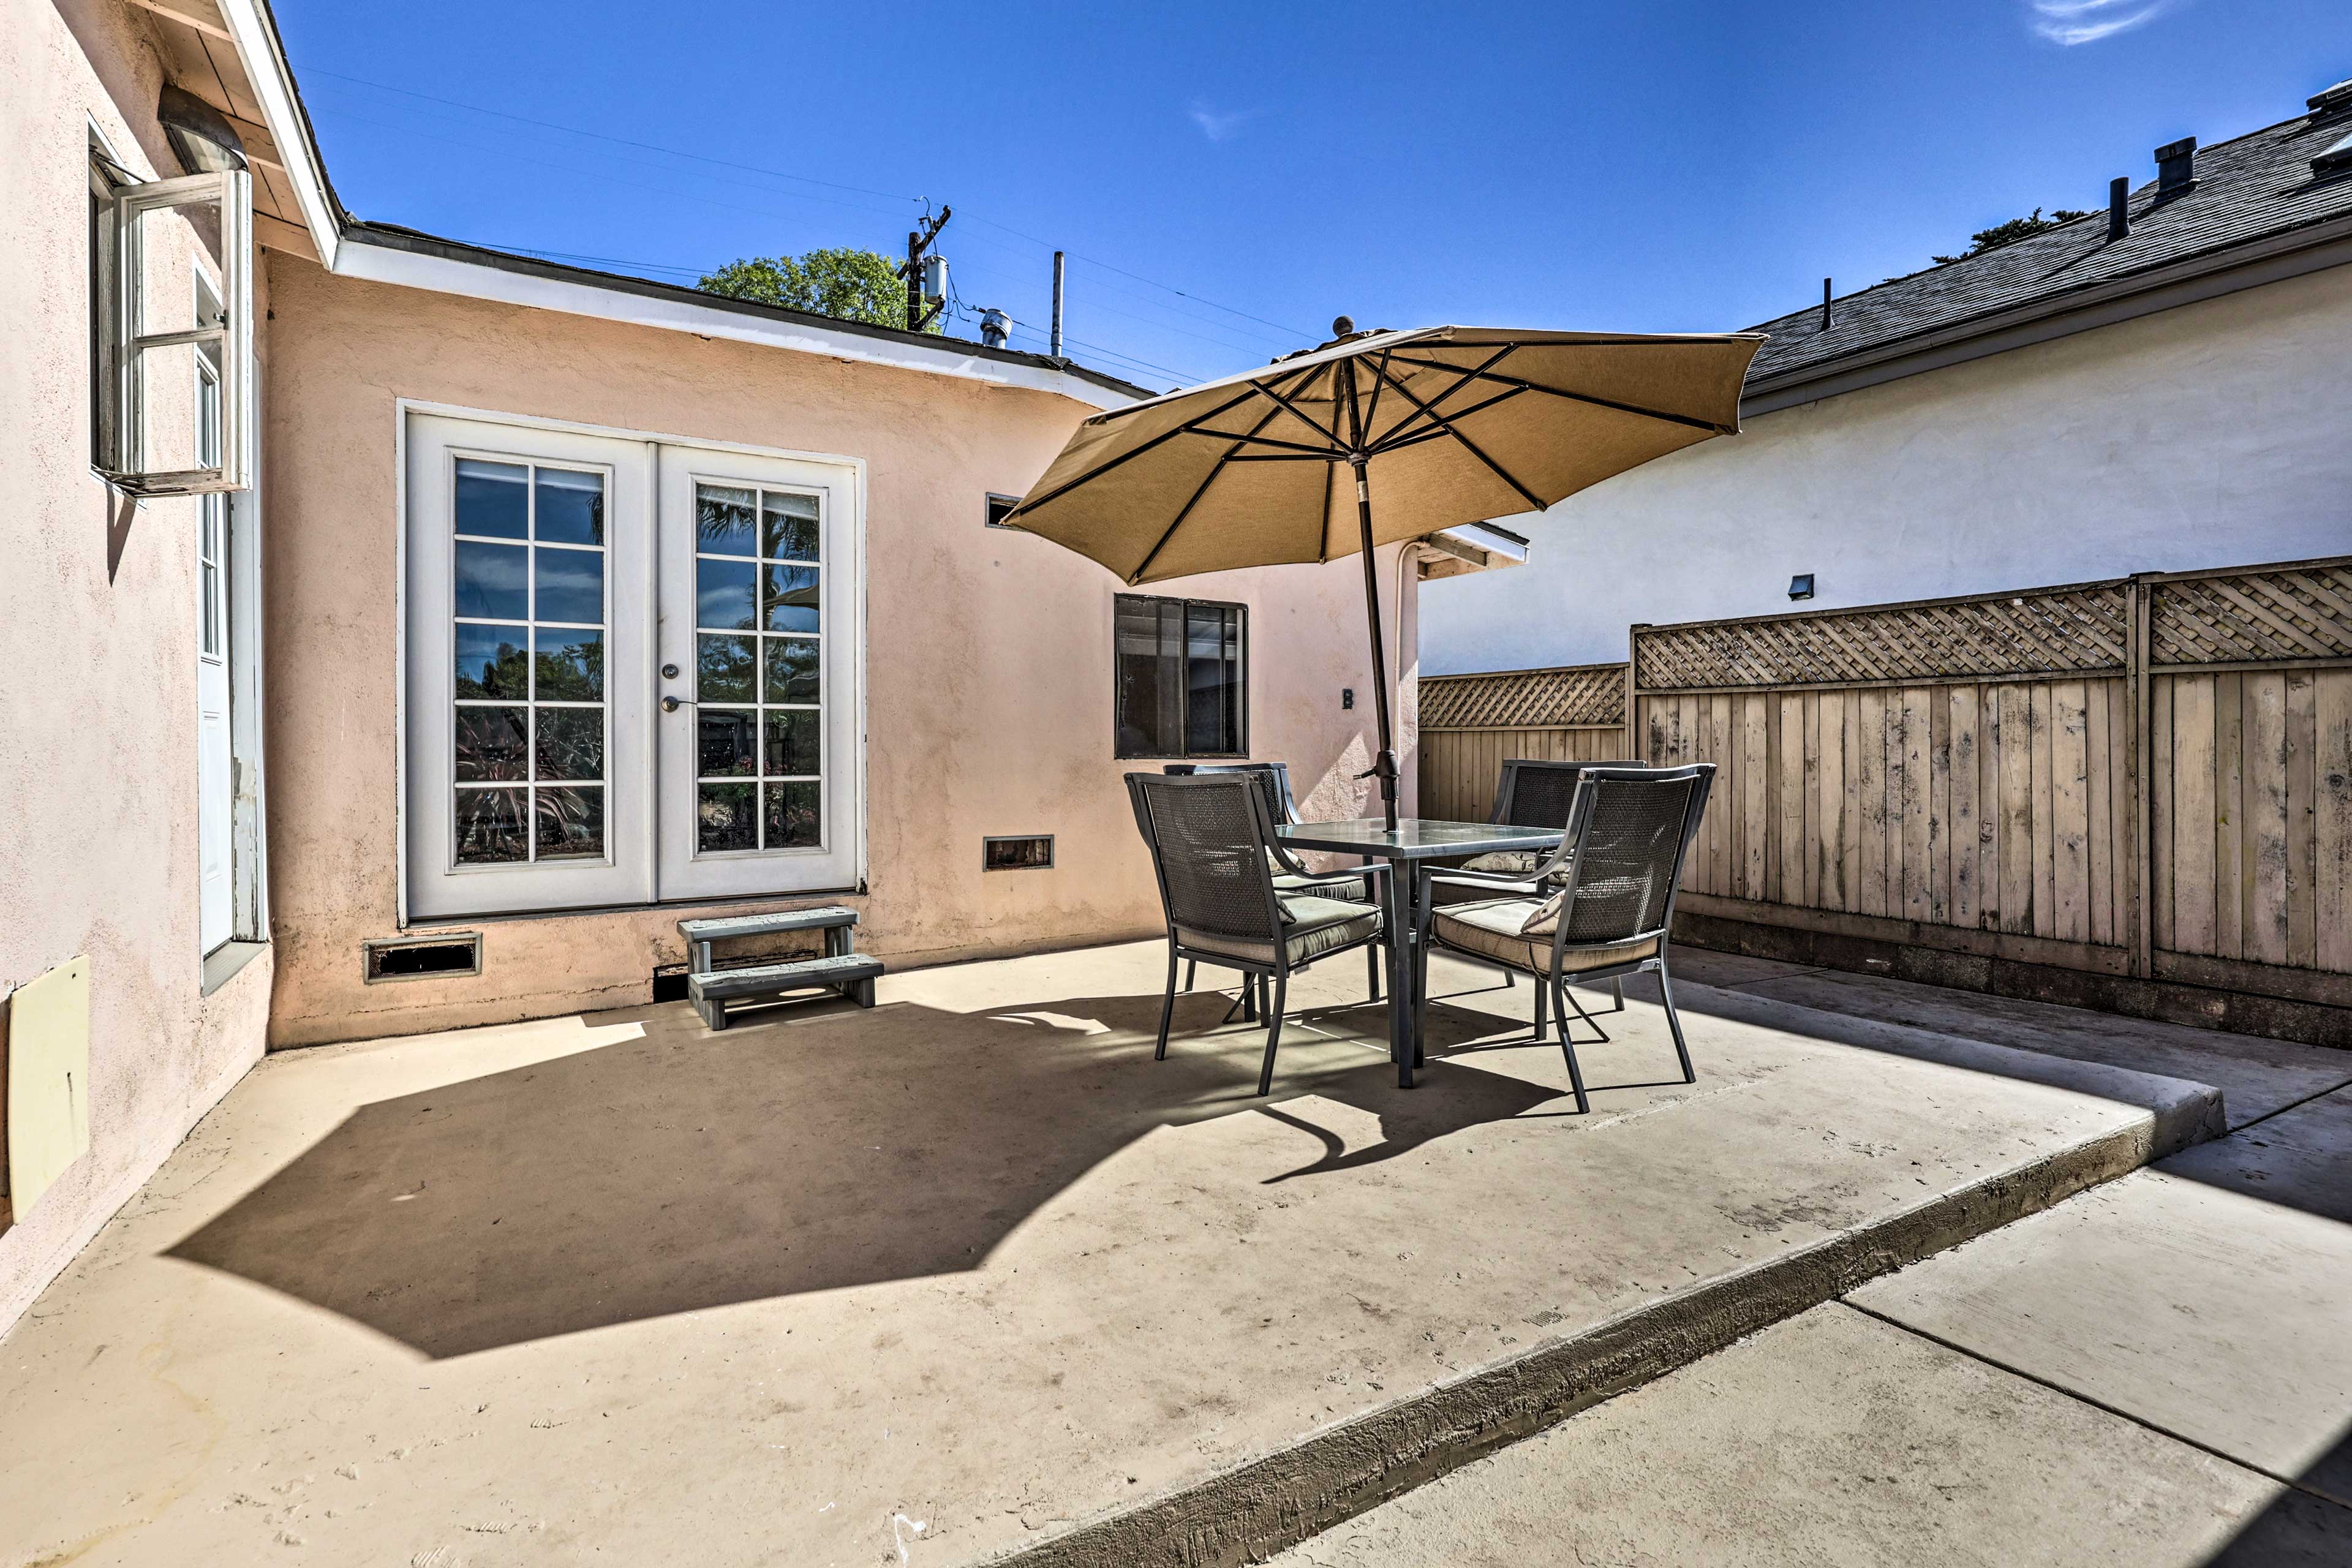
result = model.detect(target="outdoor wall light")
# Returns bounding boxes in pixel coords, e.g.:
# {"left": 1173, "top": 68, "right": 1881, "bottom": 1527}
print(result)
{"left": 1789, "top": 574, "right": 1815, "bottom": 601}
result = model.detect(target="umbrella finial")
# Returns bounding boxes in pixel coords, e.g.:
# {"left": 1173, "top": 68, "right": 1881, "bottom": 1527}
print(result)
{"left": 1331, "top": 315, "right": 1354, "bottom": 336}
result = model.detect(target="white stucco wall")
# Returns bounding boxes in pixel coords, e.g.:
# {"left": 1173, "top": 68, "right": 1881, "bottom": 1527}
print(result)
{"left": 1420, "top": 263, "right": 2352, "bottom": 674}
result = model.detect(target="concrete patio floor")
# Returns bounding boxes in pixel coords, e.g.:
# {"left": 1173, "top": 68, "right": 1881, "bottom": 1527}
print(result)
{"left": 1, "top": 940, "right": 2326, "bottom": 1568}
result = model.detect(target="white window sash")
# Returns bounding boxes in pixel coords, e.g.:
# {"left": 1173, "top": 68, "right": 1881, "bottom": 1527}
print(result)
{"left": 107, "top": 170, "right": 253, "bottom": 496}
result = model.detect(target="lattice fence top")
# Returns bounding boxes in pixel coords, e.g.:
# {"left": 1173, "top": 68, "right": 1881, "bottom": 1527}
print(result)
{"left": 2149, "top": 562, "right": 2352, "bottom": 668}
{"left": 1635, "top": 583, "right": 2130, "bottom": 690}
{"left": 1420, "top": 663, "right": 1626, "bottom": 729}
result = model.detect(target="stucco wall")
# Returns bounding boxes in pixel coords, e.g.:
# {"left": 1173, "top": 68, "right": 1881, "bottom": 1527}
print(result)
{"left": 260, "top": 258, "right": 1419, "bottom": 1047}
{"left": 0, "top": 0, "right": 274, "bottom": 1335}
{"left": 1420, "top": 265, "right": 2352, "bottom": 674}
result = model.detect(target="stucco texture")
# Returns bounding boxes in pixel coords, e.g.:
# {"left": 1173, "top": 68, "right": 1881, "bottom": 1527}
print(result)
{"left": 0, "top": 0, "right": 273, "bottom": 1334}
{"left": 260, "top": 257, "right": 1420, "bottom": 1047}
{"left": 1421, "top": 264, "right": 2352, "bottom": 673}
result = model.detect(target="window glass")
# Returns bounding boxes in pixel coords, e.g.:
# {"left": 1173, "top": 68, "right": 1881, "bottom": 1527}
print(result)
{"left": 1115, "top": 594, "right": 1246, "bottom": 758}
{"left": 693, "top": 481, "right": 824, "bottom": 852}
{"left": 452, "top": 459, "right": 608, "bottom": 865}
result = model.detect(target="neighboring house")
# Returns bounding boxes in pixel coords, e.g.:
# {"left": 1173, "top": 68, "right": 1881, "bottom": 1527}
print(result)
{"left": 1, "top": 0, "right": 1511, "bottom": 1335}
{"left": 1422, "top": 74, "right": 2352, "bottom": 675}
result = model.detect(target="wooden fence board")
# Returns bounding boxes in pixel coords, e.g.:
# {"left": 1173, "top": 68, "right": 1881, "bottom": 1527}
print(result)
{"left": 1950, "top": 685, "right": 1980, "bottom": 930}
{"left": 2246, "top": 672, "right": 2291, "bottom": 967}
{"left": 2214, "top": 673, "right": 2244, "bottom": 960}
{"left": 1999, "top": 684, "right": 2035, "bottom": 936}
{"left": 2169, "top": 676, "right": 2218, "bottom": 955}
{"left": 2318, "top": 669, "right": 2352, "bottom": 976}
{"left": 2052, "top": 680, "right": 2089, "bottom": 945}
{"left": 2287, "top": 672, "right": 2318, "bottom": 971}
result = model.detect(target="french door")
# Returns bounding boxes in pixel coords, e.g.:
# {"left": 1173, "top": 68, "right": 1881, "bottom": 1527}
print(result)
{"left": 404, "top": 412, "right": 862, "bottom": 921}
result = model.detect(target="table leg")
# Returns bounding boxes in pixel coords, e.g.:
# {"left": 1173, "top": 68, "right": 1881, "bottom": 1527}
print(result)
{"left": 1386, "top": 852, "right": 1414, "bottom": 1088}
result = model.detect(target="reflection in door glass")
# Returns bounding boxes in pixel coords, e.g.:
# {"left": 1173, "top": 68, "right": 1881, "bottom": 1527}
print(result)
{"left": 693, "top": 480, "right": 823, "bottom": 853}
{"left": 452, "top": 458, "right": 608, "bottom": 866}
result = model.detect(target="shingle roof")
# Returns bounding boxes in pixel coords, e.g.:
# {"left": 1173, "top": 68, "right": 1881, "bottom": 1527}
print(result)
{"left": 1745, "top": 93, "right": 2352, "bottom": 390}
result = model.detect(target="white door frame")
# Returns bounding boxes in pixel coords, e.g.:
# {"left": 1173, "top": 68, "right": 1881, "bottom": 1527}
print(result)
{"left": 395, "top": 401, "right": 867, "bottom": 924}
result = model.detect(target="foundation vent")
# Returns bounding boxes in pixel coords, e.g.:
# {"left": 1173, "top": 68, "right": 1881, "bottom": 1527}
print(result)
{"left": 364, "top": 932, "right": 482, "bottom": 982}
{"left": 984, "top": 834, "right": 1055, "bottom": 872}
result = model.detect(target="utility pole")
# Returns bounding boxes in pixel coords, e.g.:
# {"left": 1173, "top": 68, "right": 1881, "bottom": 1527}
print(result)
{"left": 899, "top": 206, "right": 951, "bottom": 332}
{"left": 1050, "top": 251, "right": 1065, "bottom": 359}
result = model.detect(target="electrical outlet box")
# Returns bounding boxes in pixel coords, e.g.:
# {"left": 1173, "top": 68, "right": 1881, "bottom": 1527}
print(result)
{"left": 6, "top": 955, "right": 92, "bottom": 1224}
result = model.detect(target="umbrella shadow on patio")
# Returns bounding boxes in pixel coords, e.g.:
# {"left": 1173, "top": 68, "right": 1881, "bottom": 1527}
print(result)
{"left": 167, "top": 992, "right": 1567, "bottom": 1359}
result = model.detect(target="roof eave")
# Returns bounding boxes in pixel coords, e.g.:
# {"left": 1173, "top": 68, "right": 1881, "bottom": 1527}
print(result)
{"left": 1743, "top": 205, "right": 2352, "bottom": 415}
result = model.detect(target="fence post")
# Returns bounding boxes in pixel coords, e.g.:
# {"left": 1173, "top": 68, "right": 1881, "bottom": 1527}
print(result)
{"left": 2125, "top": 575, "right": 2152, "bottom": 979}
{"left": 1627, "top": 624, "right": 1646, "bottom": 761}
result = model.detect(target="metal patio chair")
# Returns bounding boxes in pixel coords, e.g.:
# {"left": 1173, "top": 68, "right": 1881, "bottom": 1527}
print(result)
{"left": 1438, "top": 756, "right": 1644, "bottom": 1028}
{"left": 1415, "top": 764, "right": 1714, "bottom": 1114}
{"left": 1127, "top": 772, "right": 1390, "bottom": 1097}
{"left": 1163, "top": 761, "right": 1380, "bottom": 1005}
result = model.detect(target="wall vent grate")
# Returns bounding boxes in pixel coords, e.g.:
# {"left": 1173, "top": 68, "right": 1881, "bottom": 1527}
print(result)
{"left": 983, "top": 834, "right": 1054, "bottom": 871}
{"left": 363, "top": 932, "right": 482, "bottom": 982}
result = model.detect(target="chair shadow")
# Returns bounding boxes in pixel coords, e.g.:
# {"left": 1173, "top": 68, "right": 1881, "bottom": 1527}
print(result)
{"left": 168, "top": 991, "right": 1569, "bottom": 1359}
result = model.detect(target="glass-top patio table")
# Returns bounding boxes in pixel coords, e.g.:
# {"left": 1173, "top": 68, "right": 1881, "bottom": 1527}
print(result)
{"left": 1276, "top": 818, "right": 1566, "bottom": 1088}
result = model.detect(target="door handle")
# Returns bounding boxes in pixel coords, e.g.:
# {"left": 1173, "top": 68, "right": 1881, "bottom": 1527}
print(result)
{"left": 662, "top": 695, "right": 692, "bottom": 713}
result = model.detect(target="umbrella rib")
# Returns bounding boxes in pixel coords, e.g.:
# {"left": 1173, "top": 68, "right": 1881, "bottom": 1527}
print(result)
{"left": 1125, "top": 400, "right": 1292, "bottom": 584}
{"left": 1363, "top": 358, "right": 1547, "bottom": 512}
{"left": 1381, "top": 352, "right": 1734, "bottom": 434}
{"left": 1244, "top": 376, "right": 1346, "bottom": 453}
{"left": 1007, "top": 383, "right": 1269, "bottom": 518}
{"left": 1186, "top": 428, "right": 1342, "bottom": 458}
{"left": 1365, "top": 344, "right": 1518, "bottom": 448}
{"left": 1367, "top": 384, "right": 1528, "bottom": 455}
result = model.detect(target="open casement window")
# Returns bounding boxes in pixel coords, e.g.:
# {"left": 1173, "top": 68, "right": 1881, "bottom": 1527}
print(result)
{"left": 100, "top": 169, "right": 253, "bottom": 496}
{"left": 1114, "top": 594, "right": 1247, "bottom": 760}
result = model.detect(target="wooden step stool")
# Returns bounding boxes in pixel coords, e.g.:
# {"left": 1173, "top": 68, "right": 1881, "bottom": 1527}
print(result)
{"left": 678, "top": 907, "right": 881, "bottom": 1030}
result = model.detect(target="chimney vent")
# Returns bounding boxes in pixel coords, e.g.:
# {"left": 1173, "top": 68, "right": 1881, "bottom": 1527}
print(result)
{"left": 2315, "top": 131, "right": 2352, "bottom": 181}
{"left": 2106, "top": 176, "right": 2130, "bottom": 242}
{"left": 2154, "top": 137, "right": 2198, "bottom": 200}
{"left": 2309, "top": 77, "right": 2352, "bottom": 118}
{"left": 978, "top": 307, "right": 1012, "bottom": 349}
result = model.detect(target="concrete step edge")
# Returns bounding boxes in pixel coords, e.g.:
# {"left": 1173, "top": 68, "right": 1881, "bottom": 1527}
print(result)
{"left": 981, "top": 1075, "right": 2218, "bottom": 1568}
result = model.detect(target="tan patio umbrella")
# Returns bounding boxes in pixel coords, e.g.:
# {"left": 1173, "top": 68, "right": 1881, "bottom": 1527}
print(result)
{"left": 1005, "top": 319, "right": 1765, "bottom": 829}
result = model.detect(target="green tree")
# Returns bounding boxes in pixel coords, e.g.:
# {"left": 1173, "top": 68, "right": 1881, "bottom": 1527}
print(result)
{"left": 1932, "top": 208, "right": 2094, "bottom": 265}
{"left": 698, "top": 247, "right": 941, "bottom": 333}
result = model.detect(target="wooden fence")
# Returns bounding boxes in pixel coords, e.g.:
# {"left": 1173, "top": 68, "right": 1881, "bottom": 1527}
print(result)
{"left": 1419, "top": 556, "right": 2352, "bottom": 1044}
{"left": 1417, "top": 663, "right": 1629, "bottom": 821}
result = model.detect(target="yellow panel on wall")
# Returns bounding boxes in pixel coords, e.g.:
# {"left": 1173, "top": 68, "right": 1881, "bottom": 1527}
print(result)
{"left": 6, "top": 955, "right": 92, "bottom": 1224}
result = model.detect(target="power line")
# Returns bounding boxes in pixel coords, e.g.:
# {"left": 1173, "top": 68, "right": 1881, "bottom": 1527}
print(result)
{"left": 307, "top": 68, "right": 921, "bottom": 208}
{"left": 304, "top": 67, "right": 1314, "bottom": 350}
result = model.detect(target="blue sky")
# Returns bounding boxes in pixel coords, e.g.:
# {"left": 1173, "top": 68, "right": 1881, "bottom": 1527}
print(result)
{"left": 277, "top": 1, "right": 2352, "bottom": 390}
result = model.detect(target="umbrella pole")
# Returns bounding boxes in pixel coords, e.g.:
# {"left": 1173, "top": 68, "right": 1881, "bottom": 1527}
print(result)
{"left": 1349, "top": 456, "right": 1400, "bottom": 832}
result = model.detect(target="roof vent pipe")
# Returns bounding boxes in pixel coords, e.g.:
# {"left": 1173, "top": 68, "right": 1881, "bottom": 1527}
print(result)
{"left": 2155, "top": 137, "right": 2198, "bottom": 200}
{"left": 978, "top": 307, "right": 1012, "bottom": 349}
{"left": 1819, "top": 277, "right": 1833, "bottom": 331}
{"left": 2106, "top": 175, "right": 2130, "bottom": 241}
{"left": 2309, "top": 78, "right": 2352, "bottom": 118}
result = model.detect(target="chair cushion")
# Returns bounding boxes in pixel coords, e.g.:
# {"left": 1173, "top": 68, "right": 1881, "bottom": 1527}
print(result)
{"left": 1274, "top": 870, "right": 1370, "bottom": 904}
{"left": 1179, "top": 896, "right": 1381, "bottom": 967}
{"left": 1461, "top": 850, "right": 1572, "bottom": 886}
{"left": 1430, "top": 899, "right": 1657, "bottom": 976}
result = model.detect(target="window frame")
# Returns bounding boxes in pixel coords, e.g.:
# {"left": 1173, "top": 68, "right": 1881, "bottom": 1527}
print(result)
{"left": 100, "top": 167, "right": 254, "bottom": 496}
{"left": 1112, "top": 592, "right": 1250, "bottom": 761}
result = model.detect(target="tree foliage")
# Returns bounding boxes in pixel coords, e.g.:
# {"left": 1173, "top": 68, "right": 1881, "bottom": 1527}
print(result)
{"left": 698, "top": 246, "right": 940, "bottom": 333}
{"left": 1931, "top": 208, "right": 2094, "bottom": 265}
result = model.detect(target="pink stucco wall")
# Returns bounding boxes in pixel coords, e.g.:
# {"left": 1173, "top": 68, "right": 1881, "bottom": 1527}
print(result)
{"left": 0, "top": 0, "right": 274, "bottom": 1334}
{"left": 260, "top": 258, "right": 1420, "bottom": 1047}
